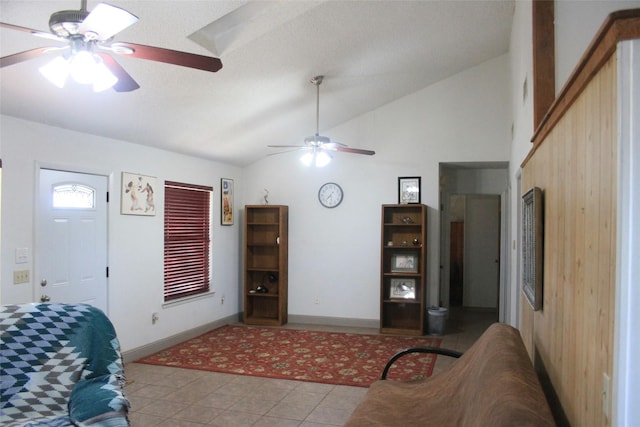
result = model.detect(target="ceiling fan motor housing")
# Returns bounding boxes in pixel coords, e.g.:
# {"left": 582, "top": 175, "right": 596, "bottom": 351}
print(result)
{"left": 304, "top": 134, "right": 330, "bottom": 146}
{"left": 49, "top": 10, "right": 90, "bottom": 37}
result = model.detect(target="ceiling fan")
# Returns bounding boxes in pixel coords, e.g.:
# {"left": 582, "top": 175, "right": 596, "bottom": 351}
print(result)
{"left": 268, "top": 75, "right": 375, "bottom": 167}
{"left": 0, "top": 0, "right": 222, "bottom": 92}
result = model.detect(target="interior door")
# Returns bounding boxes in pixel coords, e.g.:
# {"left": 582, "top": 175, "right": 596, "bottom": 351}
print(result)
{"left": 463, "top": 195, "right": 500, "bottom": 309}
{"left": 37, "top": 169, "right": 108, "bottom": 312}
{"left": 449, "top": 221, "right": 464, "bottom": 306}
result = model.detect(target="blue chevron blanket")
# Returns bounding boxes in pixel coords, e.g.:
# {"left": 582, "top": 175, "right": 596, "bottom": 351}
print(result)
{"left": 1, "top": 303, "right": 130, "bottom": 426}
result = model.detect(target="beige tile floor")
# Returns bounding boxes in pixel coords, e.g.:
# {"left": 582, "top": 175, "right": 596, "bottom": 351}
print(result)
{"left": 124, "top": 308, "right": 497, "bottom": 427}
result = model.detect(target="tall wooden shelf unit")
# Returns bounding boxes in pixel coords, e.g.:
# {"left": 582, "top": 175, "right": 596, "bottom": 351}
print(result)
{"left": 380, "top": 204, "right": 427, "bottom": 335}
{"left": 244, "top": 205, "right": 288, "bottom": 326}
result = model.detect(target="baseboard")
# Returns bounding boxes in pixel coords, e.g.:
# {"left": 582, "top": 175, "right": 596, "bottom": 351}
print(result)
{"left": 288, "top": 314, "right": 378, "bottom": 330}
{"left": 122, "top": 313, "right": 241, "bottom": 363}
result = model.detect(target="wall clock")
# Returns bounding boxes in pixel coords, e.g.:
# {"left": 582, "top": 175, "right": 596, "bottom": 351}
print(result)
{"left": 318, "top": 182, "right": 343, "bottom": 208}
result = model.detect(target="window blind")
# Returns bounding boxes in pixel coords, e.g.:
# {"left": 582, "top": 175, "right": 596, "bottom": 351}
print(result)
{"left": 164, "top": 181, "right": 212, "bottom": 301}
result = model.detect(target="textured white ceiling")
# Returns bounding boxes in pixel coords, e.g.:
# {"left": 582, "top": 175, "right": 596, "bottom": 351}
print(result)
{"left": 0, "top": 0, "right": 514, "bottom": 166}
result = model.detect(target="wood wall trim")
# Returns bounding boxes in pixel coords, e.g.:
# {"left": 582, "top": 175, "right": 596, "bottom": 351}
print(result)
{"left": 532, "top": 1, "right": 555, "bottom": 129}
{"left": 522, "top": 8, "right": 640, "bottom": 167}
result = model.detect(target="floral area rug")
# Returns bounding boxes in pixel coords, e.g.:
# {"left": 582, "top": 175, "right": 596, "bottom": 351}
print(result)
{"left": 136, "top": 325, "right": 441, "bottom": 387}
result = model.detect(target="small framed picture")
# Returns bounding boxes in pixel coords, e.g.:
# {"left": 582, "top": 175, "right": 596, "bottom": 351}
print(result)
{"left": 391, "top": 253, "right": 418, "bottom": 273}
{"left": 390, "top": 278, "right": 416, "bottom": 299}
{"left": 398, "top": 176, "right": 421, "bottom": 204}
{"left": 121, "top": 172, "right": 156, "bottom": 216}
{"left": 221, "top": 178, "right": 234, "bottom": 225}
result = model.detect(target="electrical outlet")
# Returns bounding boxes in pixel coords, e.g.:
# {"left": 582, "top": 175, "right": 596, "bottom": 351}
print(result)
{"left": 314, "top": 297, "right": 319, "bottom": 305}
{"left": 221, "top": 294, "right": 225, "bottom": 305}
{"left": 13, "top": 270, "right": 30, "bottom": 284}
{"left": 151, "top": 312, "right": 159, "bottom": 325}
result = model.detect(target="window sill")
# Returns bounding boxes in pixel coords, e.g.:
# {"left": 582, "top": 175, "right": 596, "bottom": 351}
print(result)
{"left": 162, "top": 290, "right": 216, "bottom": 308}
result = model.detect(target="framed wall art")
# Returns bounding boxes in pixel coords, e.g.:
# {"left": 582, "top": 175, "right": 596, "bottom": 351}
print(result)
{"left": 391, "top": 253, "right": 418, "bottom": 273}
{"left": 398, "top": 176, "right": 421, "bottom": 204}
{"left": 121, "top": 172, "right": 156, "bottom": 216}
{"left": 221, "top": 178, "right": 234, "bottom": 225}
{"left": 522, "top": 186, "right": 544, "bottom": 310}
{"left": 390, "top": 278, "right": 416, "bottom": 299}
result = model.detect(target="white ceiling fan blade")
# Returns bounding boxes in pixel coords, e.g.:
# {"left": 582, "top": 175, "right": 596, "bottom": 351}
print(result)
{"left": 33, "top": 31, "right": 68, "bottom": 42}
{"left": 267, "top": 148, "right": 309, "bottom": 156}
{"left": 268, "top": 144, "right": 309, "bottom": 148}
{"left": 79, "top": 3, "right": 139, "bottom": 41}
{"left": 0, "top": 22, "right": 66, "bottom": 42}
{"left": 322, "top": 141, "right": 347, "bottom": 150}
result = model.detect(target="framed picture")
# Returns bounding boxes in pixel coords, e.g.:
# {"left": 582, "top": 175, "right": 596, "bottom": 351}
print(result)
{"left": 522, "top": 186, "right": 544, "bottom": 310}
{"left": 221, "top": 178, "right": 234, "bottom": 225}
{"left": 390, "top": 278, "right": 416, "bottom": 299}
{"left": 121, "top": 172, "right": 156, "bottom": 216}
{"left": 391, "top": 253, "right": 418, "bottom": 273}
{"left": 398, "top": 176, "right": 421, "bottom": 204}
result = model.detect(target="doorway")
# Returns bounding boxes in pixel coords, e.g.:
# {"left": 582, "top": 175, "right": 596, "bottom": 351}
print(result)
{"left": 37, "top": 169, "right": 109, "bottom": 312}
{"left": 439, "top": 162, "right": 507, "bottom": 317}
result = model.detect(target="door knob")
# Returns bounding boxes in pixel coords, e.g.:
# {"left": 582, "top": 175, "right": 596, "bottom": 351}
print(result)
{"left": 41, "top": 279, "right": 48, "bottom": 287}
{"left": 40, "top": 295, "right": 51, "bottom": 302}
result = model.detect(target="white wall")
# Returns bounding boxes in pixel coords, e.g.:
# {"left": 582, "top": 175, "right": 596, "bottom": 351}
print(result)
{"left": 0, "top": 115, "right": 242, "bottom": 352}
{"left": 242, "top": 54, "right": 512, "bottom": 322}
{"left": 507, "top": 0, "right": 534, "bottom": 327}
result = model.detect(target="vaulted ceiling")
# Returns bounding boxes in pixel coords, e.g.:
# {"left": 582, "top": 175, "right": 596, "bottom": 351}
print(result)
{"left": 0, "top": 1, "right": 514, "bottom": 166}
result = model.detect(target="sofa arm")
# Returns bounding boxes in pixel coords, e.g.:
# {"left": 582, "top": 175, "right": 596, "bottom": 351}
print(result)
{"left": 69, "top": 373, "right": 130, "bottom": 426}
{"left": 381, "top": 346, "right": 463, "bottom": 380}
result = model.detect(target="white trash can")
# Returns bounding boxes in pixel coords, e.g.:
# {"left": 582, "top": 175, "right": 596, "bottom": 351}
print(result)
{"left": 427, "top": 307, "right": 448, "bottom": 335}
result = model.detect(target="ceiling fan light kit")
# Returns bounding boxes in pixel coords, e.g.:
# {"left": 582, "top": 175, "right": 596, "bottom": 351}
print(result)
{"left": 39, "top": 43, "right": 118, "bottom": 92}
{"left": 1, "top": 1, "right": 222, "bottom": 92}
{"left": 300, "top": 150, "right": 332, "bottom": 168}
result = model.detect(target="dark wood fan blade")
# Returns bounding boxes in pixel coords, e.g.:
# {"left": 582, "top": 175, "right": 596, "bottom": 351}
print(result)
{"left": 335, "top": 146, "right": 376, "bottom": 155}
{"left": 1, "top": 47, "right": 53, "bottom": 67}
{"left": 98, "top": 53, "right": 140, "bottom": 92}
{"left": 0, "top": 22, "right": 64, "bottom": 41}
{"left": 111, "top": 41, "right": 222, "bottom": 72}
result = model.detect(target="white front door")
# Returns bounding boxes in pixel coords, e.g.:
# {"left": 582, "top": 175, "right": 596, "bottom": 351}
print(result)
{"left": 37, "top": 169, "right": 108, "bottom": 312}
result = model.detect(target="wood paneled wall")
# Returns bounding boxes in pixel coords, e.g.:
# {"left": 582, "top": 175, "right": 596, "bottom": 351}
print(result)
{"left": 521, "top": 52, "right": 617, "bottom": 426}
{"left": 521, "top": 11, "right": 640, "bottom": 425}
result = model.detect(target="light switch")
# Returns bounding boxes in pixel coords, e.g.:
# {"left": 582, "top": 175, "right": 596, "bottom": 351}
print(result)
{"left": 15, "top": 247, "right": 30, "bottom": 264}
